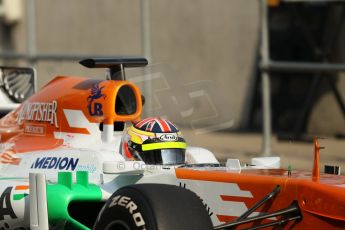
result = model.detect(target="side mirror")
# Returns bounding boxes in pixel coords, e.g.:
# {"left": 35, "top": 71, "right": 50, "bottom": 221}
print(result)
{"left": 251, "top": 156, "right": 281, "bottom": 169}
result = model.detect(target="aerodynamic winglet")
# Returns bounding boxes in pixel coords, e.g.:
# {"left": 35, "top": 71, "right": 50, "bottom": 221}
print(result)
{"left": 79, "top": 57, "right": 148, "bottom": 80}
{"left": 79, "top": 57, "right": 148, "bottom": 68}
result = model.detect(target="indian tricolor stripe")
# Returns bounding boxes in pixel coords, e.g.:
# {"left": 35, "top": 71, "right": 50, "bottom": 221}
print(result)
{"left": 15, "top": 185, "right": 29, "bottom": 190}
{"left": 13, "top": 185, "right": 29, "bottom": 201}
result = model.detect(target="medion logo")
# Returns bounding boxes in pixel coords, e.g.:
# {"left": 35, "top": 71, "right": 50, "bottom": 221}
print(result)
{"left": 31, "top": 157, "right": 79, "bottom": 171}
{"left": 17, "top": 100, "right": 59, "bottom": 128}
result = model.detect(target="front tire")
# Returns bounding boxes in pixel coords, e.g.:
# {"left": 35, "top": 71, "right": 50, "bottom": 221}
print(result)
{"left": 94, "top": 183, "right": 213, "bottom": 230}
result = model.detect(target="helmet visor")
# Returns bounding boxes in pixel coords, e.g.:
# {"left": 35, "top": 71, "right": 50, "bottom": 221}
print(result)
{"left": 137, "top": 148, "right": 185, "bottom": 165}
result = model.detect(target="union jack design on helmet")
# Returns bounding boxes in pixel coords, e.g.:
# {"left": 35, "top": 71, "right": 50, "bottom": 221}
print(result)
{"left": 122, "top": 117, "right": 186, "bottom": 165}
{"left": 134, "top": 117, "right": 179, "bottom": 133}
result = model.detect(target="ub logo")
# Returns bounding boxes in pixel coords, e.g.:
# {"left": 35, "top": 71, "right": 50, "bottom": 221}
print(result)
{"left": 87, "top": 83, "right": 106, "bottom": 116}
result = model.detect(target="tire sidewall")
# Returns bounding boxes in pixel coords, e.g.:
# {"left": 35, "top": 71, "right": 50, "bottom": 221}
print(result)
{"left": 94, "top": 187, "right": 157, "bottom": 230}
{"left": 94, "top": 184, "right": 213, "bottom": 230}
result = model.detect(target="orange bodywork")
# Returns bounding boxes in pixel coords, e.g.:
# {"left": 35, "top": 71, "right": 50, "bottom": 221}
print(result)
{"left": 0, "top": 76, "right": 142, "bottom": 154}
{"left": 176, "top": 168, "right": 345, "bottom": 229}
{"left": 312, "top": 137, "right": 320, "bottom": 182}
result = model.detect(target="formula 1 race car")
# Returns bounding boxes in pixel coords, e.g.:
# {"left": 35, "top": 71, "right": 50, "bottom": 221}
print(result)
{"left": 0, "top": 57, "right": 344, "bottom": 230}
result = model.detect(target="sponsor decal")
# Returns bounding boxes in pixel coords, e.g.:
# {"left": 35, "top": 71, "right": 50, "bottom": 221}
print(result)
{"left": 12, "top": 185, "right": 29, "bottom": 201}
{"left": 109, "top": 195, "right": 146, "bottom": 228}
{"left": 24, "top": 124, "right": 46, "bottom": 136}
{"left": 0, "top": 186, "right": 29, "bottom": 229}
{"left": 0, "top": 187, "right": 17, "bottom": 220}
{"left": 76, "top": 164, "right": 97, "bottom": 173}
{"left": 30, "top": 157, "right": 79, "bottom": 171}
{"left": 157, "top": 133, "right": 178, "bottom": 142}
{"left": 87, "top": 83, "right": 106, "bottom": 116}
{"left": 17, "top": 100, "right": 59, "bottom": 128}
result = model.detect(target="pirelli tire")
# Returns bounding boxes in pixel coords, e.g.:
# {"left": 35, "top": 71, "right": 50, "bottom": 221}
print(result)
{"left": 93, "top": 183, "right": 213, "bottom": 230}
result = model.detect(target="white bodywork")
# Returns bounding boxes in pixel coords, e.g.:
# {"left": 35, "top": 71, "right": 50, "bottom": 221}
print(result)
{"left": 29, "top": 173, "right": 48, "bottom": 230}
{"left": 0, "top": 112, "right": 282, "bottom": 229}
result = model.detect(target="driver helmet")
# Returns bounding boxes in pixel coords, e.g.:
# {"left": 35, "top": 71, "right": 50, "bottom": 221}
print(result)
{"left": 122, "top": 117, "right": 186, "bottom": 165}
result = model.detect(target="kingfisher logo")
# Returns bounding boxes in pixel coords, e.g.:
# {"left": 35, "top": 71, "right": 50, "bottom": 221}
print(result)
{"left": 17, "top": 100, "right": 59, "bottom": 128}
{"left": 31, "top": 157, "right": 79, "bottom": 171}
{"left": 87, "top": 82, "right": 106, "bottom": 116}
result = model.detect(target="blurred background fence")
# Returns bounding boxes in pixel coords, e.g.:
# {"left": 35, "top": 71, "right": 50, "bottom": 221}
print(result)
{"left": 0, "top": 0, "right": 343, "bottom": 159}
